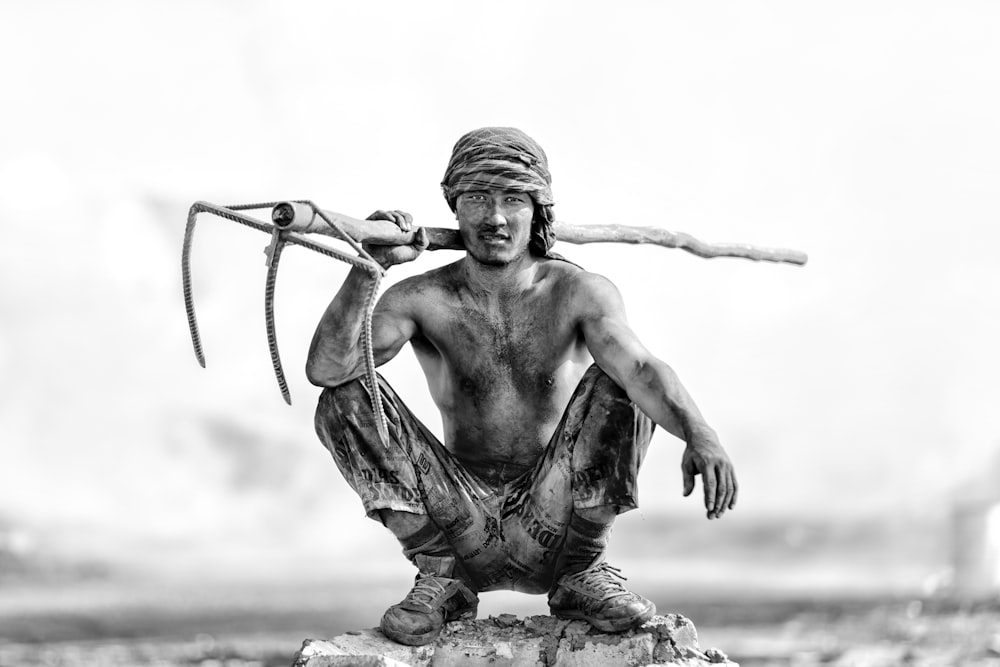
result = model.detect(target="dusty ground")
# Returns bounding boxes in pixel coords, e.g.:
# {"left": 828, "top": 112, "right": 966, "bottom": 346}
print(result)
{"left": 3, "top": 501, "right": 971, "bottom": 665}
{"left": 701, "top": 599, "right": 1000, "bottom": 666}
{"left": 2, "top": 592, "right": 999, "bottom": 666}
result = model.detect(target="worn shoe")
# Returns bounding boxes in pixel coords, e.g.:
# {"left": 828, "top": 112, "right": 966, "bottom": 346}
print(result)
{"left": 548, "top": 562, "right": 656, "bottom": 632}
{"left": 380, "top": 554, "right": 479, "bottom": 646}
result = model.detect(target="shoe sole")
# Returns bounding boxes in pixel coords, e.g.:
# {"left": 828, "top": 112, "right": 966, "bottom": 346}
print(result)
{"left": 552, "top": 601, "right": 656, "bottom": 633}
{"left": 381, "top": 606, "right": 478, "bottom": 646}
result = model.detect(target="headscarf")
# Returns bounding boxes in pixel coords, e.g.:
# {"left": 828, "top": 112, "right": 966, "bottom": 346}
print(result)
{"left": 441, "top": 127, "right": 558, "bottom": 257}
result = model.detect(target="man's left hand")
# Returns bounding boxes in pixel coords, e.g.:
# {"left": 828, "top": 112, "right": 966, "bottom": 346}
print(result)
{"left": 362, "top": 209, "right": 428, "bottom": 268}
{"left": 681, "top": 437, "right": 738, "bottom": 520}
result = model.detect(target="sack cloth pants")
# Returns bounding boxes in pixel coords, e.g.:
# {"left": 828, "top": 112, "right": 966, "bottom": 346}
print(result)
{"left": 314, "top": 364, "right": 653, "bottom": 594}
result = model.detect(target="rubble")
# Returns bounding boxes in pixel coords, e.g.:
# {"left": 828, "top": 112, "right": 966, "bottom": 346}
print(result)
{"left": 292, "top": 613, "right": 736, "bottom": 666}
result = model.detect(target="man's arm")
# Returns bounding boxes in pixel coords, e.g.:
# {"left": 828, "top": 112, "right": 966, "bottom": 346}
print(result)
{"left": 575, "top": 272, "right": 738, "bottom": 519}
{"left": 305, "top": 210, "right": 428, "bottom": 387}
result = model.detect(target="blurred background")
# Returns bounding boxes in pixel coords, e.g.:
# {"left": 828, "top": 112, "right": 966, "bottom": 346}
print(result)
{"left": 2, "top": 1, "right": 999, "bottom": 664}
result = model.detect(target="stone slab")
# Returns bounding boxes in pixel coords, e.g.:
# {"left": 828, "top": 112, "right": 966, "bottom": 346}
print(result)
{"left": 292, "top": 614, "right": 737, "bottom": 667}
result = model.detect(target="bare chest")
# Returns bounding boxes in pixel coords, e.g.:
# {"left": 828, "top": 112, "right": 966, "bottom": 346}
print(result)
{"left": 417, "top": 297, "right": 584, "bottom": 406}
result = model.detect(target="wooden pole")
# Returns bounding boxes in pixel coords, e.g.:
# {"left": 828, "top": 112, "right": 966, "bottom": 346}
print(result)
{"left": 271, "top": 201, "right": 807, "bottom": 265}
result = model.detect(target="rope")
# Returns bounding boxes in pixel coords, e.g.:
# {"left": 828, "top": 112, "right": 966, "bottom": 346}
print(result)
{"left": 182, "top": 200, "right": 391, "bottom": 447}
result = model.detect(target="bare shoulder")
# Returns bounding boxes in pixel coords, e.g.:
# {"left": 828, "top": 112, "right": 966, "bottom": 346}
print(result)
{"left": 545, "top": 260, "right": 625, "bottom": 314}
{"left": 377, "top": 261, "right": 462, "bottom": 313}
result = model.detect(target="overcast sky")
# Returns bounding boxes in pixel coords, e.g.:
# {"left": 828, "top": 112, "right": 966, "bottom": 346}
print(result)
{"left": 1, "top": 1, "right": 999, "bottom": 584}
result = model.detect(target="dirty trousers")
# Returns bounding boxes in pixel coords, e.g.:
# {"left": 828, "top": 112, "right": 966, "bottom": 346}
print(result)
{"left": 314, "top": 365, "right": 653, "bottom": 594}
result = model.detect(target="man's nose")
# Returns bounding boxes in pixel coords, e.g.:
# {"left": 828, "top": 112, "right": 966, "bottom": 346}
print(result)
{"left": 486, "top": 199, "right": 507, "bottom": 225}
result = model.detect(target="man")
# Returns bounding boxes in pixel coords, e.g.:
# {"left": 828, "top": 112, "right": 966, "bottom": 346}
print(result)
{"left": 307, "top": 127, "right": 737, "bottom": 646}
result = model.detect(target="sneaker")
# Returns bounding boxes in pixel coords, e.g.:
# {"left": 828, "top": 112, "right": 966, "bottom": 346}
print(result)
{"left": 380, "top": 554, "right": 479, "bottom": 646}
{"left": 548, "top": 562, "right": 656, "bottom": 632}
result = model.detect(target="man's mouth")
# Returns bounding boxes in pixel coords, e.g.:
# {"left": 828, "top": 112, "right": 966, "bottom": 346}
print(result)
{"left": 479, "top": 233, "right": 509, "bottom": 241}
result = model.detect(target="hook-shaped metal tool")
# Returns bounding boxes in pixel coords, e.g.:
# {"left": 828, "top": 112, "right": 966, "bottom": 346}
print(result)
{"left": 264, "top": 226, "right": 291, "bottom": 405}
{"left": 182, "top": 200, "right": 390, "bottom": 446}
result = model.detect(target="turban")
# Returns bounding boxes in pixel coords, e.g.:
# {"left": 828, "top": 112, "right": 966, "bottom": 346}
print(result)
{"left": 441, "top": 127, "right": 558, "bottom": 257}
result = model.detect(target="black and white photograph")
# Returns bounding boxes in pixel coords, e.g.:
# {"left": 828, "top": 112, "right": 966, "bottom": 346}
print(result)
{"left": 1, "top": 2, "right": 998, "bottom": 665}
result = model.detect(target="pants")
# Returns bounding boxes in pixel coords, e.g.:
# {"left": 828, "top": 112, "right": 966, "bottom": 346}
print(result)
{"left": 314, "top": 365, "right": 653, "bottom": 594}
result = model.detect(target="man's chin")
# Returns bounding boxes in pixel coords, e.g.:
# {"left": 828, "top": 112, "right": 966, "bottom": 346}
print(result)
{"left": 476, "top": 256, "right": 511, "bottom": 267}
{"left": 467, "top": 247, "right": 522, "bottom": 267}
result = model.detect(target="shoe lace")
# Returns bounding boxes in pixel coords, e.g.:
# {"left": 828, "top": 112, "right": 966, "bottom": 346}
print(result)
{"left": 573, "top": 562, "right": 629, "bottom": 596}
{"left": 405, "top": 575, "right": 450, "bottom": 608}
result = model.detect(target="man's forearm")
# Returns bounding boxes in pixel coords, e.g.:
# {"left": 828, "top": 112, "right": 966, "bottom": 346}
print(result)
{"left": 626, "top": 359, "right": 718, "bottom": 445}
{"left": 306, "top": 265, "right": 378, "bottom": 385}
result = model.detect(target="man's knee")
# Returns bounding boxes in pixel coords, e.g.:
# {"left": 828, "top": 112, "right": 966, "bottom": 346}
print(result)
{"left": 576, "top": 366, "right": 639, "bottom": 425}
{"left": 565, "top": 369, "right": 652, "bottom": 513}
{"left": 315, "top": 375, "right": 398, "bottom": 445}
{"left": 573, "top": 368, "right": 651, "bottom": 449}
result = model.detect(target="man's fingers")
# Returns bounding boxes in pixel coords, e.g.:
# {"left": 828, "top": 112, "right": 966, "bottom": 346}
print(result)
{"left": 367, "top": 210, "right": 414, "bottom": 232}
{"left": 709, "top": 468, "right": 738, "bottom": 518}
{"left": 389, "top": 210, "right": 410, "bottom": 231}
{"left": 717, "top": 469, "right": 732, "bottom": 518}
{"left": 682, "top": 465, "right": 695, "bottom": 497}
{"left": 722, "top": 469, "right": 737, "bottom": 510}
{"left": 729, "top": 473, "right": 739, "bottom": 509}
{"left": 702, "top": 466, "right": 717, "bottom": 515}
{"left": 415, "top": 227, "right": 429, "bottom": 249}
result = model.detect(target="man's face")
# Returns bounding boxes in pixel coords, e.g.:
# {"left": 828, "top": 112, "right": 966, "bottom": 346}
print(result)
{"left": 455, "top": 189, "right": 535, "bottom": 266}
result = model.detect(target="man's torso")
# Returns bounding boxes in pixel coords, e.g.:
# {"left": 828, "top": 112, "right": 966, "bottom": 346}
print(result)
{"left": 400, "top": 257, "right": 594, "bottom": 477}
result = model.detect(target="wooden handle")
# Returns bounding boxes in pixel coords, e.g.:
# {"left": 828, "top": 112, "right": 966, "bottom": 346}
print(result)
{"left": 270, "top": 202, "right": 807, "bottom": 265}
{"left": 272, "top": 202, "right": 461, "bottom": 250}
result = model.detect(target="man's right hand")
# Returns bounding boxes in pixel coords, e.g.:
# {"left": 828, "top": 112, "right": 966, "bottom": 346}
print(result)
{"left": 681, "top": 435, "right": 738, "bottom": 520}
{"left": 363, "top": 209, "right": 429, "bottom": 268}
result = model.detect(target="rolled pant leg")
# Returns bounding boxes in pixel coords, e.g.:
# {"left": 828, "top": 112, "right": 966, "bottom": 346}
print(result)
{"left": 564, "top": 366, "right": 655, "bottom": 513}
{"left": 314, "top": 375, "right": 502, "bottom": 589}
{"left": 501, "top": 365, "right": 655, "bottom": 593}
{"left": 316, "top": 376, "right": 424, "bottom": 517}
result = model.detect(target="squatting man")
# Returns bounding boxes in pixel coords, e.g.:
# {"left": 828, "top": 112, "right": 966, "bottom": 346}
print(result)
{"left": 307, "top": 127, "right": 738, "bottom": 646}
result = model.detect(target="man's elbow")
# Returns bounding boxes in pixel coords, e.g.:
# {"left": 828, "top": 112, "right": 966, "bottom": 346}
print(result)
{"left": 626, "top": 357, "right": 675, "bottom": 388}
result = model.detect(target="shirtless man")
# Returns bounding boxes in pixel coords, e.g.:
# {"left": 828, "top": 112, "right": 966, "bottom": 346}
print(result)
{"left": 307, "top": 127, "right": 737, "bottom": 646}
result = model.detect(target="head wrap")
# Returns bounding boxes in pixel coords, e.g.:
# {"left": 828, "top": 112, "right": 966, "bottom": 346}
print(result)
{"left": 441, "top": 127, "right": 557, "bottom": 256}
